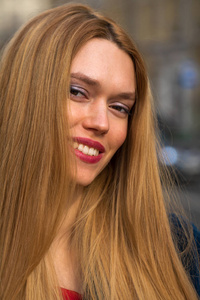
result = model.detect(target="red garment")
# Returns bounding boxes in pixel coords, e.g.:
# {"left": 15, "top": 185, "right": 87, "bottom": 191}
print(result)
{"left": 61, "top": 288, "right": 82, "bottom": 300}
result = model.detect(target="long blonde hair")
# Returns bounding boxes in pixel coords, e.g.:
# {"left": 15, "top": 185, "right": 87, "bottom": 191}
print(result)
{"left": 0, "top": 4, "right": 198, "bottom": 299}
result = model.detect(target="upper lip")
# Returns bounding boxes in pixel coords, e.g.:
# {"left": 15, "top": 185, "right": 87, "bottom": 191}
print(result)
{"left": 73, "top": 137, "right": 105, "bottom": 153}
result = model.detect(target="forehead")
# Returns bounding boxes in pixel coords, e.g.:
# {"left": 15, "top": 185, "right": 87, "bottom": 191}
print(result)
{"left": 70, "top": 38, "right": 135, "bottom": 92}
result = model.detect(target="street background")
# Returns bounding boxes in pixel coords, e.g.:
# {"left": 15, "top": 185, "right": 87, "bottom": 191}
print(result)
{"left": 0, "top": 0, "right": 200, "bottom": 228}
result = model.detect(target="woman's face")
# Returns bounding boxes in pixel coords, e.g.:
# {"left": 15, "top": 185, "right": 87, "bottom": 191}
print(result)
{"left": 68, "top": 38, "right": 136, "bottom": 186}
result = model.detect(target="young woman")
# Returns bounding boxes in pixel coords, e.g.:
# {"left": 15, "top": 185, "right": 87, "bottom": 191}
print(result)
{"left": 0, "top": 3, "right": 199, "bottom": 300}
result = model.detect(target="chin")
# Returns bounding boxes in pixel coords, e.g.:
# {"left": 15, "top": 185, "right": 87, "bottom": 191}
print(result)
{"left": 75, "top": 178, "right": 95, "bottom": 187}
{"left": 74, "top": 170, "right": 103, "bottom": 186}
{"left": 74, "top": 165, "right": 108, "bottom": 187}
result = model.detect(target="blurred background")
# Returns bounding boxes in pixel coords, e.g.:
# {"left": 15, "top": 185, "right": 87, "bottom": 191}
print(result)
{"left": 0, "top": 0, "right": 200, "bottom": 227}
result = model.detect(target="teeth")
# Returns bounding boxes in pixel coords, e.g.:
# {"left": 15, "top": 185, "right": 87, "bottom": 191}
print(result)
{"left": 73, "top": 142, "right": 99, "bottom": 156}
{"left": 78, "top": 144, "right": 83, "bottom": 151}
{"left": 83, "top": 146, "right": 89, "bottom": 154}
{"left": 88, "top": 148, "right": 94, "bottom": 155}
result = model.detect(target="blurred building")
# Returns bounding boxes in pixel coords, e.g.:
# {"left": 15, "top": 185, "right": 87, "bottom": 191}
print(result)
{"left": 0, "top": 0, "right": 50, "bottom": 45}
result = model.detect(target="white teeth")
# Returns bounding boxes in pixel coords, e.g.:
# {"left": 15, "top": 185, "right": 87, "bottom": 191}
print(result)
{"left": 88, "top": 148, "right": 94, "bottom": 155}
{"left": 78, "top": 144, "right": 83, "bottom": 151}
{"left": 94, "top": 150, "right": 99, "bottom": 156}
{"left": 83, "top": 145, "right": 89, "bottom": 154}
{"left": 73, "top": 142, "right": 100, "bottom": 156}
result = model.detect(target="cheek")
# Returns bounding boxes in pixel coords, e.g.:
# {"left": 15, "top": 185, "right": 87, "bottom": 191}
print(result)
{"left": 111, "top": 123, "right": 128, "bottom": 151}
{"left": 67, "top": 102, "right": 81, "bottom": 128}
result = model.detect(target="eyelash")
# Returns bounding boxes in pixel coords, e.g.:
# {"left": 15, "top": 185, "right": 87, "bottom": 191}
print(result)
{"left": 70, "top": 85, "right": 132, "bottom": 116}
{"left": 109, "top": 105, "right": 131, "bottom": 115}
{"left": 70, "top": 86, "right": 87, "bottom": 98}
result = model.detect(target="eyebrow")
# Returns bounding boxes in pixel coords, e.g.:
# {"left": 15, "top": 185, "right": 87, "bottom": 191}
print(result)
{"left": 113, "top": 92, "right": 135, "bottom": 102}
{"left": 70, "top": 72, "right": 100, "bottom": 87}
{"left": 70, "top": 72, "right": 136, "bottom": 101}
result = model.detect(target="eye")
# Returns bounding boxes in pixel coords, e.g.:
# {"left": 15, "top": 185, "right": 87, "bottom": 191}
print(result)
{"left": 70, "top": 86, "right": 87, "bottom": 99}
{"left": 110, "top": 104, "right": 131, "bottom": 116}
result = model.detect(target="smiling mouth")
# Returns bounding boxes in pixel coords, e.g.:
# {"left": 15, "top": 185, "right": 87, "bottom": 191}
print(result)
{"left": 73, "top": 142, "right": 100, "bottom": 156}
{"left": 72, "top": 137, "right": 105, "bottom": 164}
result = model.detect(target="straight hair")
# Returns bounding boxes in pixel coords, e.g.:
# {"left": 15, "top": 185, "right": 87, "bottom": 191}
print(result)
{"left": 0, "top": 3, "right": 198, "bottom": 299}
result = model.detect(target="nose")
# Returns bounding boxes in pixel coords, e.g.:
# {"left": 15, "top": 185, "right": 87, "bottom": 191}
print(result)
{"left": 82, "top": 100, "right": 109, "bottom": 134}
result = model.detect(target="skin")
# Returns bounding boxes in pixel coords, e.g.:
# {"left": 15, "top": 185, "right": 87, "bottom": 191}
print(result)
{"left": 52, "top": 38, "right": 136, "bottom": 293}
{"left": 68, "top": 38, "right": 136, "bottom": 186}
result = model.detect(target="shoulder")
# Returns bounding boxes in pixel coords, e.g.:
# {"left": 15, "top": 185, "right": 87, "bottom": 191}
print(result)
{"left": 169, "top": 214, "right": 200, "bottom": 296}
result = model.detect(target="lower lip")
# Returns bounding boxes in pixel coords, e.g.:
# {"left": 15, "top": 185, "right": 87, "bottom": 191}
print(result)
{"left": 74, "top": 149, "right": 103, "bottom": 164}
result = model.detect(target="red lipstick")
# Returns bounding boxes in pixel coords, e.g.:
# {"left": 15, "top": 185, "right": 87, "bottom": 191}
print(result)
{"left": 73, "top": 137, "right": 105, "bottom": 152}
{"left": 72, "top": 137, "right": 105, "bottom": 164}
